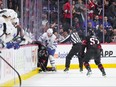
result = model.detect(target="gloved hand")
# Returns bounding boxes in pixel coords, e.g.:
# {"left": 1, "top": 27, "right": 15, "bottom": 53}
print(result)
{"left": 13, "top": 42, "right": 20, "bottom": 49}
{"left": 6, "top": 42, "right": 14, "bottom": 49}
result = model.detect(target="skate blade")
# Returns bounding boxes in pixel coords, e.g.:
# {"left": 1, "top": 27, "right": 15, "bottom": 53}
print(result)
{"left": 103, "top": 75, "right": 107, "bottom": 77}
{"left": 80, "top": 71, "right": 83, "bottom": 73}
{"left": 64, "top": 70, "right": 69, "bottom": 73}
{"left": 86, "top": 72, "right": 92, "bottom": 77}
{"left": 52, "top": 70, "right": 57, "bottom": 72}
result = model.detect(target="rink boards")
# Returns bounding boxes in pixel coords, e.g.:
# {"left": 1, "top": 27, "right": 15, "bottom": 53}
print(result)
{"left": 54, "top": 43, "right": 116, "bottom": 69}
{"left": 0, "top": 44, "right": 116, "bottom": 87}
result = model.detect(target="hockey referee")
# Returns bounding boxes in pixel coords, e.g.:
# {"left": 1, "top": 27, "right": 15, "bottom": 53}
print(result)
{"left": 60, "top": 29, "right": 83, "bottom": 72}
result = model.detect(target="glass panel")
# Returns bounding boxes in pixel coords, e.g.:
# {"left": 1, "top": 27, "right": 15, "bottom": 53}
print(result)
{"left": 21, "top": 0, "right": 43, "bottom": 40}
{"left": 5, "top": 0, "right": 116, "bottom": 43}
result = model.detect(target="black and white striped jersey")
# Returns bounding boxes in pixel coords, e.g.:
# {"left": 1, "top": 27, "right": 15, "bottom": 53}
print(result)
{"left": 60, "top": 32, "right": 82, "bottom": 44}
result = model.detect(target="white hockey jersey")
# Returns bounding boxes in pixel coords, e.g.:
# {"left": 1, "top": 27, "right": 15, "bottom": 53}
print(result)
{"left": 0, "top": 16, "right": 17, "bottom": 43}
{"left": 38, "top": 32, "right": 57, "bottom": 50}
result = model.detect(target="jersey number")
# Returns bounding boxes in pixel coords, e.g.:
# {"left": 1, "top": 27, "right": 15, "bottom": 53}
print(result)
{"left": 90, "top": 37, "right": 100, "bottom": 45}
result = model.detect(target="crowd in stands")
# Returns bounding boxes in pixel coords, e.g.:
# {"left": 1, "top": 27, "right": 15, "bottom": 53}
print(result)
{"left": 6, "top": 0, "right": 116, "bottom": 43}
{"left": 41, "top": 0, "right": 116, "bottom": 43}
{"left": 0, "top": 0, "right": 3, "bottom": 9}
{"left": 7, "top": 0, "right": 21, "bottom": 18}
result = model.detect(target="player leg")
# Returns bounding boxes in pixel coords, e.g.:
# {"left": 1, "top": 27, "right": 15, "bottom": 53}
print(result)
{"left": 77, "top": 53, "right": 84, "bottom": 72}
{"left": 64, "top": 45, "right": 79, "bottom": 72}
{"left": 75, "top": 44, "right": 84, "bottom": 72}
{"left": 49, "top": 55, "right": 57, "bottom": 71}
{"left": 38, "top": 59, "right": 47, "bottom": 72}
{"left": 47, "top": 48, "right": 57, "bottom": 71}
{"left": 84, "top": 62, "right": 92, "bottom": 75}
{"left": 83, "top": 51, "right": 92, "bottom": 75}
{"left": 95, "top": 57, "right": 106, "bottom": 76}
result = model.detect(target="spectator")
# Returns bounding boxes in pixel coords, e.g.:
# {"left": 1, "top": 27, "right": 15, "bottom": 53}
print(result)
{"left": 73, "top": 17, "right": 82, "bottom": 31}
{"left": 83, "top": 15, "right": 94, "bottom": 29}
{"left": 0, "top": 0, "right": 3, "bottom": 9}
{"left": 63, "top": 0, "right": 73, "bottom": 25}
{"left": 42, "top": 13, "right": 49, "bottom": 33}
{"left": 74, "top": 0, "right": 86, "bottom": 26}
{"left": 103, "top": 16, "right": 112, "bottom": 30}
{"left": 7, "top": 0, "right": 15, "bottom": 10}
{"left": 87, "top": 21, "right": 96, "bottom": 31}
{"left": 93, "top": 15, "right": 101, "bottom": 29}
{"left": 96, "top": 24, "right": 104, "bottom": 43}
{"left": 104, "top": 0, "right": 110, "bottom": 17}
{"left": 87, "top": 0, "right": 96, "bottom": 19}
{"left": 54, "top": 31, "right": 64, "bottom": 43}
{"left": 107, "top": 0, "right": 116, "bottom": 28}
{"left": 111, "top": 29, "right": 116, "bottom": 42}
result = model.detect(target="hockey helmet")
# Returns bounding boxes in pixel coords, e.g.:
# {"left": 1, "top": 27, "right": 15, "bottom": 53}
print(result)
{"left": 2, "top": 11, "right": 11, "bottom": 18}
{"left": 7, "top": 9, "right": 18, "bottom": 19}
{"left": 2, "top": 8, "right": 18, "bottom": 19}
{"left": 11, "top": 18, "right": 19, "bottom": 26}
{"left": 87, "top": 29, "right": 95, "bottom": 36}
{"left": 0, "top": 9, "right": 7, "bottom": 17}
{"left": 10, "top": 10, "right": 18, "bottom": 19}
{"left": 47, "top": 28, "right": 53, "bottom": 36}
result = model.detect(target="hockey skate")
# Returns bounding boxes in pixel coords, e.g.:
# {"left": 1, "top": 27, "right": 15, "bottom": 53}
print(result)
{"left": 100, "top": 68, "right": 106, "bottom": 77}
{"left": 64, "top": 68, "right": 69, "bottom": 72}
{"left": 86, "top": 70, "right": 92, "bottom": 76}
{"left": 51, "top": 67, "right": 57, "bottom": 72}
{"left": 80, "top": 68, "right": 83, "bottom": 73}
{"left": 39, "top": 69, "right": 46, "bottom": 73}
{"left": 46, "top": 67, "right": 57, "bottom": 72}
{"left": 101, "top": 70, "right": 106, "bottom": 77}
{"left": 102, "top": 72, "right": 106, "bottom": 77}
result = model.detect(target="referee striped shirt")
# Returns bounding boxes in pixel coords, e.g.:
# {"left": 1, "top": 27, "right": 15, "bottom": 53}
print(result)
{"left": 60, "top": 32, "right": 82, "bottom": 44}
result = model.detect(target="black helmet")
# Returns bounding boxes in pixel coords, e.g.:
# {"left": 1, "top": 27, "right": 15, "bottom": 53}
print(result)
{"left": 87, "top": 29, "right": 95, "bottom": 36}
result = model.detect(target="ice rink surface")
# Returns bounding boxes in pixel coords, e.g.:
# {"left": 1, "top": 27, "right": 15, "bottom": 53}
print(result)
{"left": 16, "top": 68, "right": 116, "bottom": 87}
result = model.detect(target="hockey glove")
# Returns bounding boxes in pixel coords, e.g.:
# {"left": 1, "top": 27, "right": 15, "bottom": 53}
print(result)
{"left": 13, "top": 42, "right": 20, "bottom": 49}
{"left": 6, "top": 42, "right": 14, "bottom": 49}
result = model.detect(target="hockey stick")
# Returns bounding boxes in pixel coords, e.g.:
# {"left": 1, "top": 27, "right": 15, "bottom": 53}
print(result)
{"left": 0, "top": 51, "right": 22, "bottom": 87}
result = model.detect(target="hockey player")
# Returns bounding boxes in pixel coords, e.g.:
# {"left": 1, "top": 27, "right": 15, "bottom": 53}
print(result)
{"left": 5, "top": 9, "right": 32, "bottom": 44}
{"left": 3, "top": 8, "right": 24, "bottom": 39}
{"left": 80, "top": 29, "right": 106, "bottom": 76}
{"left": 0, "top": 11, "right": 12, "bottom": 42}
{"left": 0, "top": 15, "right": 10, "bottom": 48}
{"left": 38, "top": 28, "right": 57, "bottom": 71}
{"left": 60, "top": 29, "right": 83, "bottom": 72}
{"left": 32, "top": 41, "right": 49, "bottom": 72}
{"left": 0, "top": 8, "right": 20, "bottom": 49}
{"left": 10, "top": 16, "right": 30, "bottom": 45}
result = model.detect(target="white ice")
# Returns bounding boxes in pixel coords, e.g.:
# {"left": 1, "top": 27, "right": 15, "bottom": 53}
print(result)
{"left": 15, "top": 68, "right": 116, "bottom": 87}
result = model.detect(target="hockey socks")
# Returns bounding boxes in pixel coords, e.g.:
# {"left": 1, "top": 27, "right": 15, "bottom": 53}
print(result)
{"left": 84, "top": 62, "right": 92, "bottom": 75}
{"left": 98, "top": 64, "right": 106, "bottom": 76}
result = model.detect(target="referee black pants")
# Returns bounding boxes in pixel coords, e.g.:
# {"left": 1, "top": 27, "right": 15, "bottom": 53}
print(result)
{"left": 65, "top": 43, "right": 83, "bottom": 69}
